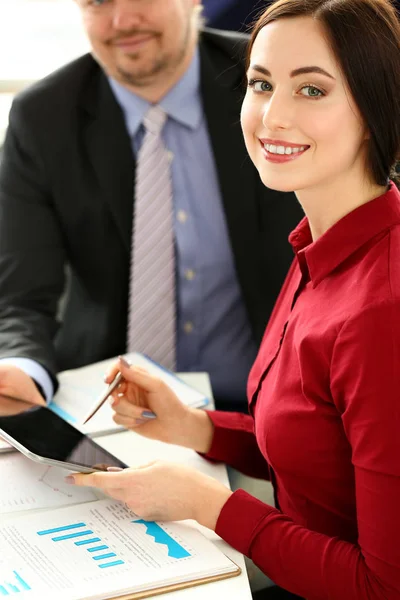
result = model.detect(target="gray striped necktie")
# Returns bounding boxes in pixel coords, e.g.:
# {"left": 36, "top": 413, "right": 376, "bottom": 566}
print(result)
{"left": 127, "top": 106, "right": 176, "bottom": 370}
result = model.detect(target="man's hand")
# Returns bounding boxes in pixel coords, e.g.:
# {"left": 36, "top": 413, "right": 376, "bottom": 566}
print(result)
{"left": 0, "top": 365, "right": 46, "bottom": 415}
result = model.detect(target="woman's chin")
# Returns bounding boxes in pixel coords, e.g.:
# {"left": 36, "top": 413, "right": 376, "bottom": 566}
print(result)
{"left": 259, "top": 173, "right": 297, "bottom": 193}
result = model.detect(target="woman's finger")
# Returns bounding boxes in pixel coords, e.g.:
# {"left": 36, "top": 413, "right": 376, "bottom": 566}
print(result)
{"left": 113, "top": 413, "right": 149, "bottom": 429}
{"left": 117, "top": 359, "right": 165, "bottom": 393}
{"left": 112, "top": 398, "right": 150, "bottom": 419}
{"left": 67, "top": 471, "right": 127, "bottom": 490}
{"left": 104, "top": 362, "right": 121, "bottom": 384}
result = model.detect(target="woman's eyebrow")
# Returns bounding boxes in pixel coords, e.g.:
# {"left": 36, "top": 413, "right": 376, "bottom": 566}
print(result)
{"left": 290, "top": 66, "right": 335, "bottom": 80}
{"left": 248, "top": 64, "right": 335, "bottom": 80}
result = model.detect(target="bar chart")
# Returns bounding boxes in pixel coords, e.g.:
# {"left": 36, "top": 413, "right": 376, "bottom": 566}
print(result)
{"left": 36, "top": 517, "right": 191, "bottom": 569}
{"left": 37, "top": 522, "right": 125, "bottom": 569}
{"left": 0, "top": 571, "right": 31, "bottom": 596}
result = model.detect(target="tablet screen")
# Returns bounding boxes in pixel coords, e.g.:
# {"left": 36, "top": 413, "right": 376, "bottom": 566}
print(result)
{"left": 0, "top": 405, "right": 127, "bottom": 471}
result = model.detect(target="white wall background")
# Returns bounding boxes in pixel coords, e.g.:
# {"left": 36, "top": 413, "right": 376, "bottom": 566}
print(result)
{"left": 0, "top": 0, "right": 89, "bottom": 90}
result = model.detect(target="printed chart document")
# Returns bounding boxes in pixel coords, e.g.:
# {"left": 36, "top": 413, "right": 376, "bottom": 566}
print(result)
{"left": 0, "top": 453, "right": 102, "bottom": 514}
{"left": 0, "top": 498, "right": 240, "bottom": 600}
{"left": 49, "top": 353, "right": 210, "bottom": 437}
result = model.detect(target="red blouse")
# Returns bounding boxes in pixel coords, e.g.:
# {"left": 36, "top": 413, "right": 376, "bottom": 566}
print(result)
{"left": 206, "top": 183, "right": 400, "bottom": 599}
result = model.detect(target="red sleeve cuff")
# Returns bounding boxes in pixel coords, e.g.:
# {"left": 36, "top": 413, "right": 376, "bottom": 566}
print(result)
{"left": 205, "top": 410, "right": 255, "bottom": 461}
{"left": 215, "top": 488, "right": 277, "bottom": 556}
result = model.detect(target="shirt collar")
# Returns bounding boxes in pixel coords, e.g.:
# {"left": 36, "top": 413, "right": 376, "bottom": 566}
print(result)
{"left": 108, "top": 49, "right": 202, "bottom": 139}
{"left": 289, "top": 182, "right": 400, "bottom": 286}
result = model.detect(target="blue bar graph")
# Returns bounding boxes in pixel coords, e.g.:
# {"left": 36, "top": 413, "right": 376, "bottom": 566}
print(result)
{"left": 93, "top": 553, "right": 116, "bottom": 561}
{"left": 36, "top": 522, "right": 124, "bottom": 570}
{"left": 87, "top": 545, "right": 109, "bottom": 553}
{"left": 99, "top": 561, "right": 125, "bottom": 569}
{"left": 6, "top": 585, "right": 17, "bottom": 594}
{"left": 0, "top": 572, "right": 31, "bottom": 596}
{"left": 37, "top": 523, "right": 86, "bottom": 536}
{"left": 13, "top": 573, "right": 30, "bottom": 592}
{"left": 52, "top": 530, "right": 93, "bottom": 542}
{"left": 75, "top": 538, "right": 101, "bottom": 546}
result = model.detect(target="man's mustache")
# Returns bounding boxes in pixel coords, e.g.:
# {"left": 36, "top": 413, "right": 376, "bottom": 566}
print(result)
{"left": 108, "top": 30, "right": 160, "bottom": 44}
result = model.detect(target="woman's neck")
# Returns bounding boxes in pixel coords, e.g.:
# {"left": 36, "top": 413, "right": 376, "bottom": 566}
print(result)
{"left": 295, "top": 170, "right": 388, "bottom": 241}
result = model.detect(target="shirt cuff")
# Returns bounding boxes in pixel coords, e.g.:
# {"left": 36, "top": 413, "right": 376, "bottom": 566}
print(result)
{"left": 215, "top": 488, "right": 278, "bottom": 556}
{"left": 0, "top": 357, "right": 54, "bottom": 404}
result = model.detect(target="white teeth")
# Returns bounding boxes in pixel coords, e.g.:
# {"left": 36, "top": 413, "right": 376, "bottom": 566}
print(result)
{"left": 264, "top": 144, "right": 306, "bottom": 155}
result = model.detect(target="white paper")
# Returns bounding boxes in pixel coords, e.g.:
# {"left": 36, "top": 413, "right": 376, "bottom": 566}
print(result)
{"left": 0, "top": 499, "right": 236, "bottom": 600}
{"left": 50, "top": 353, "right": 210, "bottom": 437}
{"left": 0, "top": 453, "right": 100, "bottom": 514}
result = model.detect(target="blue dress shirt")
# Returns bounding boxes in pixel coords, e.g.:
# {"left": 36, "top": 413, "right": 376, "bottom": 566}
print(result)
{"left": 6, "top": 50, "right": 257, "bottom": 407}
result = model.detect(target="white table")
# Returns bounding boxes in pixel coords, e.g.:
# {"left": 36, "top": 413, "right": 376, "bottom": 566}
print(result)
{"left": 0, "top": 373, "right": 253, "bottom": 600}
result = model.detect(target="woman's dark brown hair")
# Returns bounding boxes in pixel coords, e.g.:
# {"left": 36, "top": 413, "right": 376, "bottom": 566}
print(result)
{"left": 248, "top": 0, "right": 400, "bottom": 188}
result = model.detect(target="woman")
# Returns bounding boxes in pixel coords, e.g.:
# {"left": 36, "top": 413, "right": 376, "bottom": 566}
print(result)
{"left": 68, "top": 0, "right": 400, "bottom": 597}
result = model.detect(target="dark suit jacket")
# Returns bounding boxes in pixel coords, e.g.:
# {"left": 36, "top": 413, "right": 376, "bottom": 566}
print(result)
{"left": 0, "top": 29, "right": 303, "bottom": 394}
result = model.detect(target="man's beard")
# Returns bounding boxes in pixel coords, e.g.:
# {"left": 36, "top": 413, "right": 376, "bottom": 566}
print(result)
{"left": 115, "top": 50, "right": 173, "bottom": 87}
{"left": 114, "top": 22, "right": 192, "bottom": 88}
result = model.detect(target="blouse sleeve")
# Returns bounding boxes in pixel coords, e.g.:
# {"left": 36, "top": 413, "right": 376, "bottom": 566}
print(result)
{"left": 215, "top": 302, "right": 400, "bottom": 599}
{"left": 203, "top": 410, "right": 271, "bottom": 480}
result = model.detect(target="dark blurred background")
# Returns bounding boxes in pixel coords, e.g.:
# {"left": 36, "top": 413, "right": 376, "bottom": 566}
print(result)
{"left": 202, "top": 0, "right": 268, "bottom": 32}
{"left": 203, "top": 0, "right": 400, "bottom": 31}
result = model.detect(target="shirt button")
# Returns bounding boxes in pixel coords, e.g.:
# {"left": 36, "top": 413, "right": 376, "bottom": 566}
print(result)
{"left": 185, "top": 269, "right": 195, "bottom": 281}
{"left": 177, "top": 210, "right": 187, "bottom": 223}
{"left": 167, "top": 150, "right": 174, "bottom": 163}
{"left": 184, "top": 321, "right": 194, "bottom": 334}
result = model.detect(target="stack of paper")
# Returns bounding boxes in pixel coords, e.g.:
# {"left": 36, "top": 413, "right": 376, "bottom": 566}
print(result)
{"left": 0, "top": 499, "right": 240, "bottom": 599}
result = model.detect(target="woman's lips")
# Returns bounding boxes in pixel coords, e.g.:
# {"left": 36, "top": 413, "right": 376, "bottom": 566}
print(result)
{"left": 259, "top": 139, "right": 310, "bottom": 164}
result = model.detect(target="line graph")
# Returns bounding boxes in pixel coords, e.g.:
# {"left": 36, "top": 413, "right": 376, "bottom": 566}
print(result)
{"left": 0, "top": 454, "right": 98, "bottom": 513}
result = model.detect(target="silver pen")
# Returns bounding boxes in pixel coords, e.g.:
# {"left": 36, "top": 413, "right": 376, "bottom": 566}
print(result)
{"left": 82, "top": 370, "right": 125, "bottom": 424}
{"left": 82, "top": 356, "right": 157, "bottom": 424}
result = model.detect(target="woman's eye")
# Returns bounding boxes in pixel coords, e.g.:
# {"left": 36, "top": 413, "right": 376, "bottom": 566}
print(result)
{"left": 299, "top": 85, "right": 324, "bottom": 98}
{"left": 248, "top": 79, "right": 272, "bottom": 93}
{"left": 88, "top": 0, "right": 109, "bottom": 6}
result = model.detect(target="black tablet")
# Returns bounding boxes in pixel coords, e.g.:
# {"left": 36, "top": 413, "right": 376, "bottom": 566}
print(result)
{"left": 0, "top": 405, "right": 128, "bottom": 472}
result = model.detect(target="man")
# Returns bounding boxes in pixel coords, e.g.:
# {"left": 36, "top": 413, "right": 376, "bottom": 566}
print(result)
{"left": 202, "top": 0, "right": 265, "bottom": 31}
{"left": 0, "top": 0, "right": 302, "bottom": 412}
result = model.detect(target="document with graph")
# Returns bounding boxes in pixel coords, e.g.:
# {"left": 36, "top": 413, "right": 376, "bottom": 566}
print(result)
{"left": 0, "top": 453, "right": 102, "bottom": 514}
{"left": 0, "top": 498, "right": 240, "bottom": 600}
{"left": 49, "top": 352, "right": 211, "bottom": 437}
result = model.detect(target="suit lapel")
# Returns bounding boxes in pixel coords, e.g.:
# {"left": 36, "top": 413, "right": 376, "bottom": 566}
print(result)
{"left": 80, "top": 66, "right": 134, "bottom": 253}
{"left": 200, "top": 39, "right": 266, "bottom": 341}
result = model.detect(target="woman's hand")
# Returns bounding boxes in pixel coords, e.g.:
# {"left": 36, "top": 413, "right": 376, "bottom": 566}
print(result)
{"left": 68, "top": 461, "right": 232, "bottom": 530}
{"left": 106, "top": 357, "right": 214, "bottom": 453}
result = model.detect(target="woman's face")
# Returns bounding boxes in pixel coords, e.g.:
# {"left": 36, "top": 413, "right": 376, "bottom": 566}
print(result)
{"left": 241, "top": 16, "right": 368, "bottom": 193}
